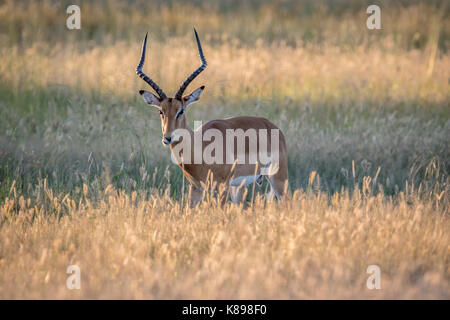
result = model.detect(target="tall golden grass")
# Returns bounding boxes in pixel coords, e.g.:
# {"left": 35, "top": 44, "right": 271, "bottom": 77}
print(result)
{"left": 1, "top": 39, "right": 449, "bottom": 103}
{"left": 0, "top": 176, "right": 448, "bottom": 299}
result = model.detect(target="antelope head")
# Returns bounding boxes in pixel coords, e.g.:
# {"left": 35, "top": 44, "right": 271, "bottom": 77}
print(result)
{"left": 136, "top": 29, "right": 207, "bottom": 146}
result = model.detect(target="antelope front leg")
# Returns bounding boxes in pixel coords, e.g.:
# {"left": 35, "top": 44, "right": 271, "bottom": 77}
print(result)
{"left": 188, "top": 185, "right": 202, "bottom": 208}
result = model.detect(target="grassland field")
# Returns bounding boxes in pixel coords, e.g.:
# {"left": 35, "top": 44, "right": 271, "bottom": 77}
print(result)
{"left": 0, "top": 0, "right": 449, "bottom": 299}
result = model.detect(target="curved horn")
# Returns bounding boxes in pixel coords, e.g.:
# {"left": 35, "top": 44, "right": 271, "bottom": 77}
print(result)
{"left": 136, "top": 32, "right": 167, "bottom": 100}
{"left": 175, "top": 28, "right": 207, "bottom": 100}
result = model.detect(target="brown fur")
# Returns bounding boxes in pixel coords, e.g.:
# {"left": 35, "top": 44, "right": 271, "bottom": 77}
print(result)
{"left": 152, "top": 96, "right": 288, "bottom": 207}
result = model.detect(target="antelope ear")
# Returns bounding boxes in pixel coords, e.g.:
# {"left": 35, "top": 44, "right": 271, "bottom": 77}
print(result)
{"left": 139, "top": 90, "right": 161, "bottom": 107}
{"left": 183, "top": 86, "right": 205, "bottom": 108}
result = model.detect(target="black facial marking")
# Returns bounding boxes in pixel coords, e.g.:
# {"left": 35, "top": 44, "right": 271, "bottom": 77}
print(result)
{"left": 176, "top": 109, "right": 184, "bottom": 119}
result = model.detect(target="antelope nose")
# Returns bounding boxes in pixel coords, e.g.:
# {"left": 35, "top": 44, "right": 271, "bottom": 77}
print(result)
{"left": 163, "top": 136, "right": 172, "bottom": 145}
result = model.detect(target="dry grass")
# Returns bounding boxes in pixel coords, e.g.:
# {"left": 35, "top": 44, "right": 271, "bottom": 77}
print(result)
{"left": 0, "top": 181, "right": 449, "bottom": 299}
{"left": 2, "top": 39, "right": 449, "bottom": 102}
{"left": 0, "top": 0, "right": 449, "bottom": 299}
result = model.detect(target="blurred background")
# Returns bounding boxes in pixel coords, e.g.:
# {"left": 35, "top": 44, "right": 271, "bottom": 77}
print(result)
{"left": 0, "top": 0, "right": 449, "bottom": 199}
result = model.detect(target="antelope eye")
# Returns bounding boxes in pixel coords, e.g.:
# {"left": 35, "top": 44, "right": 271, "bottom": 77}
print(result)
{"left": 159, "top": 110, "right": 164, "bottom": 117}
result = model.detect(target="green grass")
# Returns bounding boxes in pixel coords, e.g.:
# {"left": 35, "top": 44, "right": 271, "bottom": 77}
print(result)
{"left": 1, "top": 88, "right": 448, "bottom": 202}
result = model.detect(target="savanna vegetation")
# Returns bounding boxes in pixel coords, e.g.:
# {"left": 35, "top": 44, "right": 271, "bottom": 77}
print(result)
{"left": 0, "top": 0, "right": 449, "bottom": 299}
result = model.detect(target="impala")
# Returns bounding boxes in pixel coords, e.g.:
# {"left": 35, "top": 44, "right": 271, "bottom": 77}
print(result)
{"left": 136, "top": 29, "right": 288, "bottom": 207}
